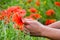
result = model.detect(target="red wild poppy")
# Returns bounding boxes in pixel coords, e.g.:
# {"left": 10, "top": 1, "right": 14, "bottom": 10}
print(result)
{"left": 0, "top": 10, "right": 7, "bottom": 20}
{"left": 1, "top": 10, "right": 7, "bottom": 17}
{"left": 55, "top": 2, "right": 60, "bottom": 7}
{"left": 6, "top": 6, "right": 21, "bottom": 19}
{"left": 28, "top": 0, "right": 32, "bottom": 3}
{"left": 29, "top": 7, "right": 37, "bottom": 13}
{"left": 16, "top": 9, "right": 26, "bottom": 17}
{"left": 36, "top": 1, "right": 40, "bottom": 6}
{"left": 25, "top": 16, "right": 35, "bottom": 20}
{"left": 31, "top": 14, "right": 41, "bottom": 19}
{"left": 12, "top": 13, "right": 24, "bottom": 30}
{"left": 46, "top": 9, "right": 55, "bottom": 16}
{"left": 0, "top": 15, "right": 4, "bottom": 20}
{"left": 27, "top": 14, "right": 41, "bottom": 20}
{"left": 45, "top": 19, "right": 56, "bottom": 25}
{"left": 7, "top": 6, "right": 21, "bottom": 13}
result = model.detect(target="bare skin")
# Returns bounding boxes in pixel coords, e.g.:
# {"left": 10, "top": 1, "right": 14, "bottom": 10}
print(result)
{"left": 47, "top": 21, "right": 60, "bottom": 40}
{"left": 23, "top": 19, "right": 60, "bottom": 40}
{"left": 48, "top": 21, "right": 60, "bottom": 29}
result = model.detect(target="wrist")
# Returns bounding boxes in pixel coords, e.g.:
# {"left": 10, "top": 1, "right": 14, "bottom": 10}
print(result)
{"left": 39, "top": 26, "right": 47, "bottom": 37}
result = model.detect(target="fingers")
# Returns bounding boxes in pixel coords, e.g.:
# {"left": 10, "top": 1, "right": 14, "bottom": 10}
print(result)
{"left": 23, "top": 25, "right": 40, "bottom": 37}
{"left": 23, "top": 18, "right": 33, "bottom": 22}
{"left": 23, "top": 18, "right": 41, "bottom": 37}
{"left": 24, "top": 25, "right": 34, "bottom": 31}
{"left": 23, "top": 19, "right": 32, "bottom": 24}
{"left": 23, "top": 27, "right": 30, "bottom": 35}
{"left": 23, "top": 25, "right": 31, "bottom": 35}
{"left": 23, "top": 18, "right": 36, "bottom": 24}
{"left": 24, "top": 27, "right": 35, "bottom": 36}
{"left": 24, "top": 25, "right": 34, "bottom": 34}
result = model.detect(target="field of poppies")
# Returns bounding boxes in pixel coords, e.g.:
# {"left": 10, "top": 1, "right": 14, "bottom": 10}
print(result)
{"left": 0, "top": 0, "right": 60, "bottom": 40}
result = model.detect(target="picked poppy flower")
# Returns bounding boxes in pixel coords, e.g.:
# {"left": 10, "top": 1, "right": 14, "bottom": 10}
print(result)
{"left": 16, "top": 9, "right": 26, "bottom": 17}
{"left": 6, "top": 6, "right": 21, "bottom": 19}
{"left": 45, "top": 19, "right": 56, "bottom": 25}
{"left": 12, "top": 13, "right": 24, "bottom": 30}
{"left": 0, "top": 10, "right": 7, "bottom": 20}
{"left": 6, "top": 11, "right": 12, "bottom": 20}
{"left": 0, "top": 15, "right": 4, "bottom": 20}
{"left": 7, "top": 6, "right": 21, "bottom": 13}
{"left": 55, "top": 2, "right": 60, "bottom": 7}
{"left": 0, "top": 10, "right": 7, "bottom": 17}
{"left": 29, "top": 7, "right": 37, "bottom": 13}
{"left": 46, "top": 9, "right": 55, "bottom": 16}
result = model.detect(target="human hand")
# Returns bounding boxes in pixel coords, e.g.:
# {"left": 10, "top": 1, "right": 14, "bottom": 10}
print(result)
{"left": 23, "top": 19, "right": 43, "bottom": 37}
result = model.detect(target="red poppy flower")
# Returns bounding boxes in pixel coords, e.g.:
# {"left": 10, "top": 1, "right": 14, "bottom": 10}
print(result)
{"left": 0, "top": 10, "right": 7, "bottom": 20}
{"left": 12, "top": 13, "right": 24, "bottom": 30}
{"left": 30, "top": 7, "right": 37, "bottom": 13}
{"left": 1, "top": 10, "right": 7, "bottom": 17}
{"left": 7, "top": 6, "right": 21, "bottom": 13}
{"left": 32, "top": 14, "right": 41, "bottom": 18}
{"left": 46, "top": 9, "right": 55, "bottom": 16}
{"left": 28, "top": 0, "right": 32, "bottom": 3}
{"left": 6, "top": 11, "right": 12, "bottom": 20}
{"left": 0, "top": 15, "right": 4, "bottom": 20}
{"left": 36, "top": 1, "right": 40, "bottom": 6}
{"left": 28, "top": 14, "right": 41, "bottom": 20}
{"left": 55, "top": 2, "right": 60, "bottom": 7}
{"left": 16, "top": 9, "right": 26, "bottom": 17}
{"left": 25, "top": 16, "right": 35, "bottom": 20}
{"left": 45, "top": 19, "right": 56, "bottom": 25}
{"left": 6, "top": 6, "right": 21, "bottom": 19}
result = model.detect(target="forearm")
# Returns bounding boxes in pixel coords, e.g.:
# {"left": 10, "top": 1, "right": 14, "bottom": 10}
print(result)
{"left": 40, "top": 26, "right": 60, "bottom": 40}
{"left": 47, "top": 21, "right": 60, "bottom": 29}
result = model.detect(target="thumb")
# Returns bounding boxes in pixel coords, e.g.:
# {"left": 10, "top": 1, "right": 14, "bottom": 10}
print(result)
{"left": 22, "top": 18, "right": 32, "bottom": 25}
